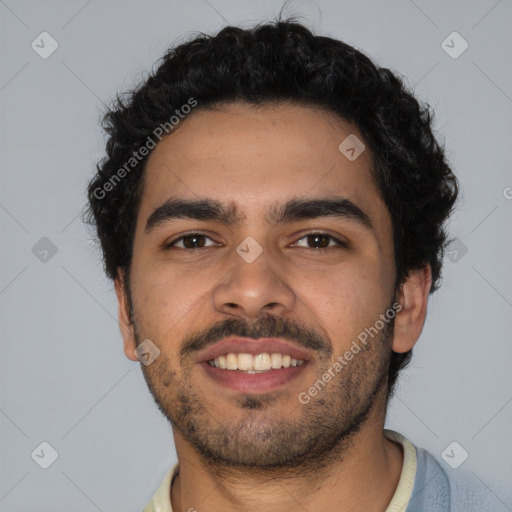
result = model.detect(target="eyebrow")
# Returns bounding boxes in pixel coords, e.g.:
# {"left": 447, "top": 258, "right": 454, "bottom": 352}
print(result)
{"left": 144, "top": 197, "right": 373, "bottom": 233}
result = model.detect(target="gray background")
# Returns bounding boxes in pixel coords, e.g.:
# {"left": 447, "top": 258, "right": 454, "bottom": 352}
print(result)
{"left": 1, "top": 0, "right": 511, "bottom": 510}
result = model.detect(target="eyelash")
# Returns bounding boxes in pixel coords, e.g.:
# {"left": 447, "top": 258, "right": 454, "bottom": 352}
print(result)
{"left": 165, "top": 231, "right": 347, "bottom": 251}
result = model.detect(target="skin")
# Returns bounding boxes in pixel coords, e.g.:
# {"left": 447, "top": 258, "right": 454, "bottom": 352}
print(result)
{"left": 115, "top": 102, "right": 431, "bottom": 512}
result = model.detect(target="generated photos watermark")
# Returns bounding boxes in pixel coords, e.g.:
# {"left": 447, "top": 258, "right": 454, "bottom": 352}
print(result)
{"left": 92, "top": 97, "right": 198, "bottom": 200}
{"left": 298, "top": 301, "right": 402, "bottom": 404}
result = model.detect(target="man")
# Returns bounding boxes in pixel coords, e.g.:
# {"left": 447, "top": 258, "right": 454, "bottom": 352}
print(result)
{"left": 85, "top": 19, "right": 498, "bottom": 512}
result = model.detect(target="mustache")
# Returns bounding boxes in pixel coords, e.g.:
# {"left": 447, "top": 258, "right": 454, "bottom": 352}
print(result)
{"left": 180, "top": 314, "right": 332, "bottom": 361}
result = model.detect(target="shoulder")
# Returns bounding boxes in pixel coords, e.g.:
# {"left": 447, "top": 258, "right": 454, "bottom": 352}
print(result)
{"left": 410, "top": 444, "right": 509, "bottom": 511}
{"left": 447, "top": 468, "right": 511, "bottom": 512}
{"left": 385, "top": 431, "right": 510, "bottom": 512}
{"left": 406, "top": 446, "right": 450, "bottom": 511}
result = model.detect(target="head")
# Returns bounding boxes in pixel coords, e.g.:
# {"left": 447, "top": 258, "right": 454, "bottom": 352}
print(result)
{"left": 85, "top": 20, "right": 457, "bottom": 470}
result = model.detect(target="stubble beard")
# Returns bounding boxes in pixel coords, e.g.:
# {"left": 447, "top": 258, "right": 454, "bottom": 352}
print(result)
{"left": 135, "top": 313, "right": 393, "bottom": 474}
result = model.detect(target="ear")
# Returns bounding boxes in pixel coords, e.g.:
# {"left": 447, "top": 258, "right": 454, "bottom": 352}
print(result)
{"left": 114, "top": 269, "right": 139, "bottom": 362}
{"left": 392, "top": 265, "right": 432, "bottom": 353}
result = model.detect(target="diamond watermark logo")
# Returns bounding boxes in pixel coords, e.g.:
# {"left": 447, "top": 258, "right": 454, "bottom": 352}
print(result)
{"left": 32, "top": 237, "right": 58, "bottom": 263}
{"left": 134, "top": 339, "right": 161, "bottom": 366}
{"left": 441, "top": 32, "right": 468, "bottom": 59}
{"left": 236, "top": 237, "right": 263, "bottom": 263}
{"left": 446, "top": 238, "right": 468, "bottom": 263}
{"left": 31, "top": 441, "right": 59, "bottom": 469}
{"left": 31, "top": 32, "right": 59, "bottom": 59}
{"left": 338, "top": 134, "right": 365, "bottom": 161}
{"left": 441, "top": 441, "right": 468, "bottom": 469}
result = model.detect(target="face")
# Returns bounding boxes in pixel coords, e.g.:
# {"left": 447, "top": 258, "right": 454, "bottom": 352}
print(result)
{"left": 118, "top": 102, "right": 405, "bottom": 469}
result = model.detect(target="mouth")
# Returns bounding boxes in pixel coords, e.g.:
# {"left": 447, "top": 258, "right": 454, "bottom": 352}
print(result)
{"left": 197, "top": 338, "right": 312, "bottom": 393}
{"left": 206, "top": 352, "right": 305, "bottom": 372}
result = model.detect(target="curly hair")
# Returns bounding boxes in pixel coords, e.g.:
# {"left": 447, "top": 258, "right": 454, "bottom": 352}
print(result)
{"left": 85, "top": 19, "right": 458, "bottom": 398}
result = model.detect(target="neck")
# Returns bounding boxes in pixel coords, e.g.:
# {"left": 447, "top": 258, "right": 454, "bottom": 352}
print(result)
{"left": 170, "top": 402, "right": 404, "bottom": 512}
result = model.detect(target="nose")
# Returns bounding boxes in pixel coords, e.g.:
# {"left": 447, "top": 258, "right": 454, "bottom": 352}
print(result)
{"left": 212, "top": 244, "right": 296, "bottom": 320}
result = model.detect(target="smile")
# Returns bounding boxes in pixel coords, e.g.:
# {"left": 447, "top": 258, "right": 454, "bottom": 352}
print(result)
{"left": 207, "top": 352, "right": 305, "bottom": 372}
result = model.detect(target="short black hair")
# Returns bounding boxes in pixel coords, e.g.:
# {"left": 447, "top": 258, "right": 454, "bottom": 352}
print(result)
{"left": 85, "top": 19, "right": 458, "bottom": 398}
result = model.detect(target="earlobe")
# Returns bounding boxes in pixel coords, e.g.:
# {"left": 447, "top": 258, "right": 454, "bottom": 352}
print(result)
{"left": 392, "top": 265, "right": 432, "bottom": 354}
{"left": 114, "top": 270, "right": 139, "bottom": 362}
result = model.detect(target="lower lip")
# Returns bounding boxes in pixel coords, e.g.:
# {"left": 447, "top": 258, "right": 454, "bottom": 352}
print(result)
{"left": 200, "top": 362, "right": 308, "bottom": 393}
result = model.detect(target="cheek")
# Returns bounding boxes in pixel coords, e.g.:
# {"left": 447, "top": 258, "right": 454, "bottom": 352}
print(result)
{"left": 130, "top": 264, "right": 215, "bottom": 340}
{"left": 295, "top": 265, "right": 391, "bottom": 344}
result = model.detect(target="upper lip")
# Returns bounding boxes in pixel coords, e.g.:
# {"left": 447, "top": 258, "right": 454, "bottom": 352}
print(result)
{"left": 197, "top": 337, "right": 314, "bottom": 363}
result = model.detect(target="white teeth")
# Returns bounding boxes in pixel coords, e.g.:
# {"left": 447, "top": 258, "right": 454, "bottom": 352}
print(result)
{"left": 237, "top": 353, "right": 253, "bottom": 370}
{"left": 210, "top": 352, "right": 305, "bottom": 371}
{"left": 270, "top": 353, "right": 283, "bottom": 369}
{"left": 254, "top": 353, "right": 272, "bottom": 370}
{"left": 226, "top": 353, "right": 238, "bottom": 370}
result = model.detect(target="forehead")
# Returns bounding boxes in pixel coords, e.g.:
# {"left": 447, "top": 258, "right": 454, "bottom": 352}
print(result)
{"left": 138, "top": 102, "right": 387, "bottom": 228}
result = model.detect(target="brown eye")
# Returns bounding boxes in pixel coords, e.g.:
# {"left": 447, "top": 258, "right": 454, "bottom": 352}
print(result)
{"left": 182, "top": 235, "right": 206, "bottom": 248}
{"left": 294, "top": 232, "right": 345, "bottom": 250}
{"left": 167, "top": 233, "right": 217, "bottom": 249}
{"left": 306, "top": 234, "right": 330, "bottom": 248}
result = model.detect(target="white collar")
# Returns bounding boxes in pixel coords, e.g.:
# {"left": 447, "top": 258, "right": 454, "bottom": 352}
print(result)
{"left": 144, "top": 429, "right": 417, "bottom": 512}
